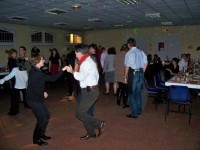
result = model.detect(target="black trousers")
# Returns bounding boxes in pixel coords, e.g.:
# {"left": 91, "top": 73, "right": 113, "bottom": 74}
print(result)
{"left": 66, "top": 72, "right": 75, "bottom": 95}
{"left": 118, "top": 82, "right": 128, "bottom": 94}
{"left": 10, "top": 88, "right": 27, "bottom": 114}
{"left": 28, "top": 101, "right": 50, "bottom": 140}
{"left": 117, "top": 82, "right": 128, "bottom": 106}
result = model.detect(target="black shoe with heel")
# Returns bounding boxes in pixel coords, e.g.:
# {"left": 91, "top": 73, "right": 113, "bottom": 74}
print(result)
{"left": 126, "top": 114, "right": 138, "bottom": 118}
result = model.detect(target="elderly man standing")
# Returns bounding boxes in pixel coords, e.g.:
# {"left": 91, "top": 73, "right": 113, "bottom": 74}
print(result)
{"left": 66, "top": 44, "right": 105, "bottom": 140}
{"left": 124, "top": 38, "right": 147, "bottom": 118}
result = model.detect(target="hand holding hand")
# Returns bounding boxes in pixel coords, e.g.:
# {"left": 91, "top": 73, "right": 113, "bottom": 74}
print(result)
{"left": 25, "top": 56, "right": 29, "bottom": 61}
{"left": 66, "top": 65, "right": 73, "bottom": 74}
{"left": 61, "top": 66, "right": 68, "bottom": 71}
{"left": 44, "top": 92, "right": 48, "bottom": 99}
{"left": 124, "top": 78, "right": 128, "bottom": 84}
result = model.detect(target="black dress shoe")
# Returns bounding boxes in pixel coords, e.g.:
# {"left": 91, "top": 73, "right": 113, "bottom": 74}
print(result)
{"left": 122, "top": 104, "right": 130, "bottom": 108}
{"left": 41, "top": 135, "right": 51, "bottom": 140}
{"left": 126, "top": 114, "right": 138, "bottom": 118}
{"left": 66, "top": 93, "right": 72, "bottom": 96}
{"left": 33, "top": 139, "right": 48, "bottom": 146}
{"left": 126, "top": 114, "right": 132, "bottom": 117}
{"left": 24, "top": 105, "right": 31, "bottom": 109}
{"left": 80, "top": 134, "right": 96, "bottom": 140}
{"left": 103, "top": 92, "right": 109, "bottom": 95}
{"left": 8, "top": 112, "right": 18, "bottom": 116}
{"left": 98, "top": 121, "right": 106, "bottom": 137}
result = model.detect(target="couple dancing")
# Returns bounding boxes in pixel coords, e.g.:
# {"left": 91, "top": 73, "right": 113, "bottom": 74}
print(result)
{"left": 27, "top": 44, "right": 105, "bottom": 146}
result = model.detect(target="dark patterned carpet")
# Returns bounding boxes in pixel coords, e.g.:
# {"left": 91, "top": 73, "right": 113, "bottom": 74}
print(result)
{"left": 0, "top": 83, "right": 200, "bottom": 150}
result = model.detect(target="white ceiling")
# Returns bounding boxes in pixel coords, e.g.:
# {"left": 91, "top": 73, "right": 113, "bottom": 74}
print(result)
{"left": 0, "top": 0, "right": 200, "bottom": 30}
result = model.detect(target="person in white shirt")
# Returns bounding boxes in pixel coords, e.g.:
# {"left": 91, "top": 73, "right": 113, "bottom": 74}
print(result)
{"left": 178, "top": 54, "right": 187, "bottom": 71}
{"left": 66, "top": 44, "right": 105, "bottom": 140}
{"left": 0, "top": 59, "right": 28, "bottom": 115}
{"left": 100, "top": 47, "right": 108, "bottom": 68}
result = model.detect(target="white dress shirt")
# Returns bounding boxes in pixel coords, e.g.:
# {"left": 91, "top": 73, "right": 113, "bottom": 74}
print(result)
{"left": 178, "top": 58, "right": 187, "bottom": 71}
{"left": 74, "top": 57, "right": 99, "bottom": 88}
{"left": 0, "top": 67, "right": 28, "bottom": 89}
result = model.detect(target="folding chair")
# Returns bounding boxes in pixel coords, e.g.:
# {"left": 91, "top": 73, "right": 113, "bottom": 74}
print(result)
{"left": 144, "top": 78, "right": 159, "bottom": 110}
{"left": 154, "top": 73, "right": 169, "bottom": 102}
{"left": 165, "top": 85, "right": 192, "bottom": 124}
{"left": 154, "top": 73, "right": 168, "bottom": 91}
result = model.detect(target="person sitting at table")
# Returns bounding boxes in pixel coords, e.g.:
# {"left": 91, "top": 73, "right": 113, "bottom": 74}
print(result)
{"left": 178, "top": 53, "right": 187, "bottom": 71}
{"left": 0, "top": 59, "right": 29, "bottom": 116}
{"left": 165, "top": 57, "right": 179, "bottom": 81}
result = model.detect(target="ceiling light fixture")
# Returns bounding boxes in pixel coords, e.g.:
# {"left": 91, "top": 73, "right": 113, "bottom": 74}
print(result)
{"left": 45, "top": 8, "right": 67, "bottom": 15}
{"left": 83, "top": 26, "right": 92, "bottom": 29}
{"left": 116, "top": 0, "right": 139, "bottom": 5}
{"left": 114, "top": 24, "right": 124, "bottom": 27}
{"left": 10, "top": 16, "right": 27, "bottom": 21}
{"left": 54, "top": 23, "right": 68, "bottom": 26}
{"left": 127, "top": 20, "right": 133, "bottom": 23}
{"left": 72, "top": 4, "right": 81, "bottom": 9}
{"left": 145, "top": 13, "right": 160, "bottom": 18}
{"left": 88, "top": 18, "right": 102, "bottom": 22}
{"left": 161, "top": 21, "right": 173, "bottom": 26}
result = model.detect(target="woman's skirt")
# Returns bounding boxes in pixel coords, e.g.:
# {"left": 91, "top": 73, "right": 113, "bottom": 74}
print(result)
{"left": 105, "top": 71, "right": 114, "bottom": 83}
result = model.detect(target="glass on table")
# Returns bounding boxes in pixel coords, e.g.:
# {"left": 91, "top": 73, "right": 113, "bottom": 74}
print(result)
{"left": 176, "top": 77, "right": 180, "bottom": 82}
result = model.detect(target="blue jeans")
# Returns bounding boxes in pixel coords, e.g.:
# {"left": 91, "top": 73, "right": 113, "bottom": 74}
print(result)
{"left": 77, "top": 86, "right": 94, "bottom": 116}
{"left": 129, "top": 71, "right": 144, "bottom": 117}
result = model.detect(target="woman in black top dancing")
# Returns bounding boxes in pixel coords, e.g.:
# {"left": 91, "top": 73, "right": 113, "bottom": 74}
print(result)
{"left": 26, "top": 54, "right": 67, "bottom": 146}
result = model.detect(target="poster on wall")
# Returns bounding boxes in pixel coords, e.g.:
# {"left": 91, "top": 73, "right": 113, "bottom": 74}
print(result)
{"left": 153, "top": 35, "right": 181, "bottom": 60}
{"left": 158, "top": 42, "right": 164, "bottom": 51}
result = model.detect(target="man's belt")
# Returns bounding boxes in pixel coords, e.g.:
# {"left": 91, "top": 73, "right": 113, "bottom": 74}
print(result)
{"left": 81, "top": 85, "right": 98, "bottom": 92}
{"left": 133, "top": 68, "right": 143, "bottom": 72}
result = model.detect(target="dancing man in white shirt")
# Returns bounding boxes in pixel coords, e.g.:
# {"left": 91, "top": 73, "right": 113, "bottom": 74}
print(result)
{"left": 66, "top": 44, "right": 105, "bottom": 140}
